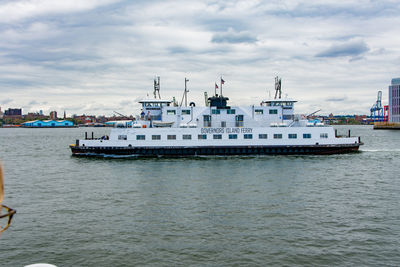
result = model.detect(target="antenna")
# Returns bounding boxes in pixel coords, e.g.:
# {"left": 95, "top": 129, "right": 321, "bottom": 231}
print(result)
{"left": 204, "top": 92, "right": 209, "bottom": 106}
{"left": 153, "top": 76, "right": 161, "bottom": 99}
{"left": 180, "top": 77, "right": 189, "bottom": 107}
{"left": 274, "top": 76, "right": 282, "bottom": 99}
{"left": 220, "top": 77, "right": 225, "bottom": 96}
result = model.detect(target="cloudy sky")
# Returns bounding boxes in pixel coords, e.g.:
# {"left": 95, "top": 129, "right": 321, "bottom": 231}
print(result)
{"left": 0, "top": 0, "right": 399, "bottom": 116}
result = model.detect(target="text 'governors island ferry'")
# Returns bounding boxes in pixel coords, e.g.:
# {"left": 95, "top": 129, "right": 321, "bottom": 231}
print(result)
{"left": 70, "top": 77, "right": 363, "bottom": 157}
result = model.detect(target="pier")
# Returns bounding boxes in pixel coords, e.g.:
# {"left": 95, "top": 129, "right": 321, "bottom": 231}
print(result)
{"left": 373, "top": 122, "right": 400, "bottom": 130}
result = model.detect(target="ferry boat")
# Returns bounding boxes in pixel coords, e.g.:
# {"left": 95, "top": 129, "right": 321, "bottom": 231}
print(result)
{"left": 70, "top": 77, "right": 363, "bottom": 157}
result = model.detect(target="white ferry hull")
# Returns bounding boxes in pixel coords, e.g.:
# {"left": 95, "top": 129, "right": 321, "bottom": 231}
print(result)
{"left": 70, "top": 143, "right": 361, "bottom": 157}
{"left": 70, "top": 134, "right": 363, "bottom": 157}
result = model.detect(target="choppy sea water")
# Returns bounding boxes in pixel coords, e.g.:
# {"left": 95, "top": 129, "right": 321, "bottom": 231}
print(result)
{"left": 0, "top": 125, "right": 399, "bottom": 266}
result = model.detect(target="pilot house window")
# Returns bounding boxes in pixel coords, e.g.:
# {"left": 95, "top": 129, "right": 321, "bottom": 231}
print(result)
{"left": 198, "top": 134, "right": 207, "bottom": 140}
{"left": 136, "top": 135, "right": 145, "bottom": 140}
{"left": 229, "top": 134, "right": 237, "bottom": 139}
{"left": 235, "top": 115, "right": 244, "bottom": 127}
{"left": 183, "top": 134, "right": 192, "bottom": 140}
{"left": 203, "top": 115, "right": 211, "bottom": 127}
{"left": 152, "top": 135, "right": 161, "bottom": 140}
{"left": 259, "top": 134, "right": 268, "bottom": 139}
{"left": 244, "top": 134, "right": 253, "bottom": 139}
{"left": 167, "top": 135, "right": 176, "bottom": 140}
{"left": 167, "top": 110, "right": 176, "bottom": 115}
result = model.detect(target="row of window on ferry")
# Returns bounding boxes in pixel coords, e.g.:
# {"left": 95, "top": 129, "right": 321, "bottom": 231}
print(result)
{"left": 118, "top": 133, "right": 329, "bottom": 140}
{"left": 165, "top": 109, "right": 279, "bottom": 115}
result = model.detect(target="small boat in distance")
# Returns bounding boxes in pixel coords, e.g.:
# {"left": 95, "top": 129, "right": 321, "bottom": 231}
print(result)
{"left": 70, "top": 77, "right": 363, "bottom": 157}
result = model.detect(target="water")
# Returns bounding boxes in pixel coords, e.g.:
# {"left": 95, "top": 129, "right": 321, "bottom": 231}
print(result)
{"left": 0, "top": 126, "right": 399, "bottom": 266}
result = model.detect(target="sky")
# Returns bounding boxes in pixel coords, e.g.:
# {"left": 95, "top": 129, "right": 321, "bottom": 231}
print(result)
{"left": 0, "top": 0, "right": 399, "bottom": 116}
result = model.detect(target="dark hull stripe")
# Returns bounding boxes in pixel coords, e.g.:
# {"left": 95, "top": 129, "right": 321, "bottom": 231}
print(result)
{"left": 70, "top": 144, "right": 361, "bottom": 157}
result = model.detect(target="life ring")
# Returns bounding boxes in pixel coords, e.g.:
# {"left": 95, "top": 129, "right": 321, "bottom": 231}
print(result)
{"left": 189, "top": 102, "right": 196, "bottom": 107}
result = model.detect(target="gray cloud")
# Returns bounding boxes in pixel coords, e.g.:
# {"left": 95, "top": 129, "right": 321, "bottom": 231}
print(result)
{"left": 0, "top": 98, "right": 13, "bottom": 105}
{"left": 316, "top": 40, "right": 370, "bottom": 58}
{"left": 325, "top": 96, "right": 348, "bottom": 102}
{"left": 266, "top": 2, "right": 400, "bottom": 18}
{"left": 200, "top": 18, "right": 249, "bottom": 32}
{"left": 211, "top": 28, "right": 257, "bottom": 44}
{"left": 119, "top": 100, "right": 132, "bottom": 106}
{"left": 168, "top": 46, "right": 190, "bottom": 55}
{"left": 0, "top": 0, "right": 397, "bottom": 116}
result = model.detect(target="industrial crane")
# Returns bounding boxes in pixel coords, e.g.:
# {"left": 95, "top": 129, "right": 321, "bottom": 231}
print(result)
{"left": 370, "top": 91, "right": 383, "bottom": 121}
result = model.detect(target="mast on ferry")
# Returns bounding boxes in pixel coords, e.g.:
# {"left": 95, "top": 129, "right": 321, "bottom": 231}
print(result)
{"left": 153, "top": 76, "right": 161, "bottom": 99}
{"left": 220, "top": 77, "right": 225, "bottom": 96}
{"left": 180, "top": 77, "right": 189, "bottom": 107}
{"left": 274, "top": 76, "right": 282, "bottom": 99}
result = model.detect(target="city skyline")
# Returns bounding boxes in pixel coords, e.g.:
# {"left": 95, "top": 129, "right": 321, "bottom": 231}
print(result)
{"left": 0, "top": 0, "right": 399, "bottom": 116}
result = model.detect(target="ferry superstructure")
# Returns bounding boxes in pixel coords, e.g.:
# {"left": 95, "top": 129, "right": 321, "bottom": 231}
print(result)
{"left": 70, "top": 77, "right": 362, "bottom": 157}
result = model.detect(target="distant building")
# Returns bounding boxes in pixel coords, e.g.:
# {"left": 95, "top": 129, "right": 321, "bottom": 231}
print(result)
{"left": 24, "top": 112, "right": 47, "bottom": 120}
{"left": 4, "top": 108, "right": 22, "bottom": 116}
{"left": 3, "top": 108, "right": 22, "bottom": 124}
{"left": 73, "top": 114, "right": 96, "bottom": 124}
{"left": 22, "top": 120, "right": 74, "bottom": 128}
{"left": 50, "top": 111, "right": 57, "bottom": 120}
{"left": 354, "top": 114, "right": 367, "bottom": 123}
{"left": 96, "top": 115, "right": 107, "bottom": 123}
{"left": 389, "top": 78, "right": 400, "bottom": 122}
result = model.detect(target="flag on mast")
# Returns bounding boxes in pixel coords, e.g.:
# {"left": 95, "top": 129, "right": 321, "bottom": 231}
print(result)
{"left": 215, "top": 83, "right": 218, "bottom": 89}
{"left": 221, "top": 78, "right": 225, "bottom": 84}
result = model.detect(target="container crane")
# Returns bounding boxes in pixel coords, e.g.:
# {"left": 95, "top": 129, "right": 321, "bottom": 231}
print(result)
{"left": 370, "top": 91, "right": 383, "bottom": 122}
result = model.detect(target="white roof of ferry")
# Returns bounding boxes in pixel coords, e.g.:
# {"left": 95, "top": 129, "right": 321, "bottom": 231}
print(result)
{"left": 139, "top": 99, "right": 172, "bottom": 103}
{"left": 263, "top": 98, "right": 297, "bottom": 103}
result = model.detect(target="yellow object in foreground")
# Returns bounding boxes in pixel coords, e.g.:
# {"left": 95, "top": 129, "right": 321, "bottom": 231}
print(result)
{"left": 0, "top": 163, "right": 3, "bottom": 203}
{"left": 0, "top": 204, "right": 16, "bottom": 232}
{"left": 0, "top": 163, "right": 16, "bottom": 234}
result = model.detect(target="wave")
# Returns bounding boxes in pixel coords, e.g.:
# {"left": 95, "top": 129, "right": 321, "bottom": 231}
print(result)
{"left": 361, "top": 149, "right": 400, "bottom": 152}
